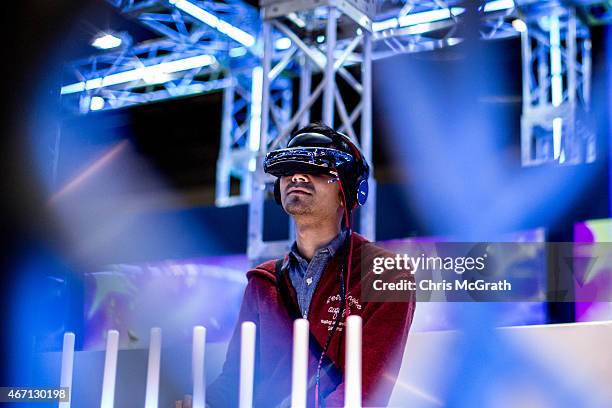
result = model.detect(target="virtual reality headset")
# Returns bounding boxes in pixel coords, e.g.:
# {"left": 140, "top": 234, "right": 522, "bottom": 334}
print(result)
{"left": 263, "top": 146, "right": 354, "bottom": 177}
{"left": 263, "top": 130, "right": 370, "bottom": 209}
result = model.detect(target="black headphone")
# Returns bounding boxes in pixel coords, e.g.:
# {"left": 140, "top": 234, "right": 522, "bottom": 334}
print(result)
{"left": 271, "top": 132, "right": 369, "bottom": 212}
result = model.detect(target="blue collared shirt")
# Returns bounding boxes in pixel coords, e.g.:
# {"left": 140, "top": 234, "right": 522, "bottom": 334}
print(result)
{"left": 284, "top": 230, "right": 347, "bottom": 318}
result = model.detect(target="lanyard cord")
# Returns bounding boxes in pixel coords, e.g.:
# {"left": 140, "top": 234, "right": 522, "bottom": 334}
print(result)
{"left": 336, "top": 179, "right": 354, "bottom": 318}
{"left": 314, "top": 247, "right": 346, "bottom": 408}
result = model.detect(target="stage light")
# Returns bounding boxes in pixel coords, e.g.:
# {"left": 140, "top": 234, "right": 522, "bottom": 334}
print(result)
{"left": 142, "top": 71, "right": 171, "bottom": 84}
{"left": 398, "top": 7, "right": 464, "bottom": 27}
{"left": 90, "top": 96, "right": 105, "bottom": 111}
{"left": 358, "top": 15, "right": 369, "bottom": 28}
{"left": 170, "top": 0, "right": 218, "bottom": 27}
{"left": 217, "top": 20, "right": 256, "bottom": 48}
{"left": 512, "top": 19, "right": 527, "bottom": 32}
{"left": 549, "top": 14, "right": 563, "bottom": 162}
{"left": 483, "top": 0, "right": 515, "bottom": 13}
{"left": 229, "top": 47, "right": 247, "bottom": 57}
{"left": 372, "top": 18, "right": 398, "bottom": 32}
{"left": 152, "top": 54, "right": 215, "bottom": 74}
{"left": 275, "top": 37, "right": 291, "bottom": 50}
{"left": 92, "top": 33, "right": 122, "bottom": 50}
{"left": 553, "top": 117, "right": 564, "bottom": 162}
{"left": 372, "top": 7, "right": 464, "bottom": 32}
{"left": 61, "top": 54, "right": 216, "bottom": 95}
{"left": 316, "top": 35, "right": 325, "bottom": 43}
{"left": 287, "top": 12, "right": 306, "bottom": 28}
{"left": 61, "top": 82, "right": 85, "bottom": 94}
{"left": 170, "top": 0, "right": 255, "bottom": 47}
{"left": 248, "top": 66, "right": 263, "bottom": 152}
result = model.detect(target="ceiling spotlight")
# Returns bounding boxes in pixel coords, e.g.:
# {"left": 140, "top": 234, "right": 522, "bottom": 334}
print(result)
{"left": 512, "top": 19, "right": 527, "bottom": 33}
{"left": 90, "top": 96, "right": 105, "bottom": 111}
{"left": 275, "top": 37, "right": 291, "bottom": 50}
{"left": 92, "top": 33, "right": 122, "bottom": 50}
{"left": 229, "top": 47, "right": 247, "bottom": 57}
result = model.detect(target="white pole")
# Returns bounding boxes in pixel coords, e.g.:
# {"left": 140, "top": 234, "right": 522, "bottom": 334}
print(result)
{"left": 100, "top": 330, "right": 120, "bottom": 408}
{"left": 59, "top": 332, "right": 75, "bottom": 408}
{"left": 192, "top": 326, "right": 207, "bottom": 408}
{"left": 144, "top": 328, "right": 162, "bottom": 408}
{"left": 291, "top": 319, "right": 309, "bottom": 408}
{"left": 239, "top": 321, "right": 256, "bottom": 408}
{"left": 344, "top": 315, "right": 362, "bottom": 408}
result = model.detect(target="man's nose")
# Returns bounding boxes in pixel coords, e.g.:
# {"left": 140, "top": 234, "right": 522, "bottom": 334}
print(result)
{"left": 290, "top": 173, "right": 309, "bottom": 183}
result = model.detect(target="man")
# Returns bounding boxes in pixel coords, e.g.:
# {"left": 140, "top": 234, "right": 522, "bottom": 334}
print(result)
{"left": 207, "top": 123, "right": 415, "bottom": 407}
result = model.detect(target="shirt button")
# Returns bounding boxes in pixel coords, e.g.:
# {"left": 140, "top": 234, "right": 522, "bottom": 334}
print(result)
{"left": 306, "top": 277, "right": 313, "bottom": 285}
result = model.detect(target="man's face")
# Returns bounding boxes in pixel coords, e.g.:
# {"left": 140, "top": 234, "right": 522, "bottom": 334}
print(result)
{"left": 279, "top": 172, "right": 343, "bottom": 220}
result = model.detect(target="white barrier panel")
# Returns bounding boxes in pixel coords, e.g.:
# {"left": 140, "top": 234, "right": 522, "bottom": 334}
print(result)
{"left": 291, "top": 319, "right": 309, "bottom": 408}
{"left": 239, "top": 321, "right": 256, "bottom": 408}
{"left": 59, "top": 332, "right": 75, "bottom": 408}
{"left": 144, "top": 327, "right": 162, "bottom": 408}
{"left": 192, "top": 326, "right": 207, "bottom": 408}
{"left": 388, "top": 321, "right": 612, "bottom": 407}
{"left": 54, "top": 320, "right": 612, "bottom": 407}
{"left": 345, "top": 315, "right": 362, "bottom": 408}
{"left": 100, "top": 330, "right": 120, "bottom": 408}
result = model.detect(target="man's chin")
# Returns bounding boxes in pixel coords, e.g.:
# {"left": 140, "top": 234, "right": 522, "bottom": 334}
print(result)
{"left": 283, "top": 199, "right": 314, "bottom": 216}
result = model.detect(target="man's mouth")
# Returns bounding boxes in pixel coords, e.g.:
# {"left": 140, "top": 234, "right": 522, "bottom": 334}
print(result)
{"left": 287, "top": 188, "right": 312, "bottom": 196}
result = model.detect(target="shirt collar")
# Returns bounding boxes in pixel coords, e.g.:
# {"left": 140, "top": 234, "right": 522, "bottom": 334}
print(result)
{"left": 286, "top": 229, "right": 348, "bottom": 267}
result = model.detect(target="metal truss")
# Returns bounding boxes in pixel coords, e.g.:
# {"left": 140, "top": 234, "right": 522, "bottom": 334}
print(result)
{"left": 216, "top": 70, "right": 292, "bottom": 207}
{"left": 56, "top": 0, "right": 610, "bottom": 261}
{"left": 60, "top": 0, "right": 260, "bottom": 114}
{"left": 59, "top": 0, "right": 607, "bottom": 114}
{"left": 248, "top": 0, "right": 376, "bottom": 261}
{"left": 369, "top": 1, "right": 520, "bottom": 57}
{"left": 60, "top": 38, "right": 233, "bottom": 113}
{"left": 370, "top": 1, "right": 464, "bottom": 58}
{"left": 519, "top": 5, "right": 595, "bottom": 166}
{"left": 108, "top": 0, "right": 260, "bottom": 47}
{"left": 60, "top": 1, "right": 540, "bottom": 114}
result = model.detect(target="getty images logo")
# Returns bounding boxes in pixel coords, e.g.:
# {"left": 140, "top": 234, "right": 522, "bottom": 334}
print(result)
{"left": 372, "top": 253, "right": 488, "bottom": 275}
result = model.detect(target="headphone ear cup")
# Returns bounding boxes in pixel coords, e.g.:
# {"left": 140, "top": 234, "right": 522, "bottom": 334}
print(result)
{"left": 274, "top": 178, "right": 282, "bottom": 205}
{"left": 355, "top": 178, "right": 368, "bottom": 207}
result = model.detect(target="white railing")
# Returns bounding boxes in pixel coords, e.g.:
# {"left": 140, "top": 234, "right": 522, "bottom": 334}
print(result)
{"left": 59, "top": 316, "right": 362, "bottom": 408}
